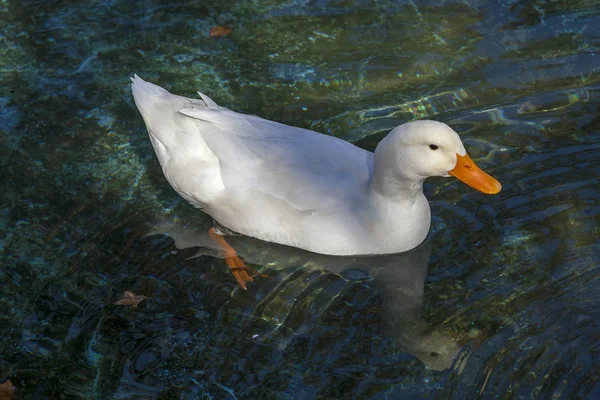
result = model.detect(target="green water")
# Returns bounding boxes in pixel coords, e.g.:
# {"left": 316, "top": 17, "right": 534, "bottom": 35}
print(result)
{"left": 1, "top": 0, "right": 599, "bottom": 398}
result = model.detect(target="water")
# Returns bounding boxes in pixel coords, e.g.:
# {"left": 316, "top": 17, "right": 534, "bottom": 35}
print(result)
{"left": 1, "top": 0, "right": 599, "bottom": 398}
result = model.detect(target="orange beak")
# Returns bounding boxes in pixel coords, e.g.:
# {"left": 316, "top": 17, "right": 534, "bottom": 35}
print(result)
{"left": 449, "top": 153, "right": 502, "bottom": 194}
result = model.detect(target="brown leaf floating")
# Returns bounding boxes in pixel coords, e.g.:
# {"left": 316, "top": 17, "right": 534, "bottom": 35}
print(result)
{"left": 0, "top": 380, "right": 15, "bottom": 400}
{"left": 209, "top": 26, "right": 232, "bottom": 37}
{"left": 112, "top": 290, "right": 150, "bottom": 309}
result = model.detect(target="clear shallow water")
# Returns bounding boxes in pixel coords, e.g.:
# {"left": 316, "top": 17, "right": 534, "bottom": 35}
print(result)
{"left": 1, "top": 0, "right": 599, "bottom": 398}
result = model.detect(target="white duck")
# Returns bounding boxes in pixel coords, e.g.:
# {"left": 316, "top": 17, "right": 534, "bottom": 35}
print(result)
{"left": 131, "top": 75, "right": 501, "bottom": 288}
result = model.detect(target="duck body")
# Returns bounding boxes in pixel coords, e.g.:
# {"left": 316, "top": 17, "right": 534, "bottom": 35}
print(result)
{"left": 131, "top": 76, "right": 500, "bottom": 256}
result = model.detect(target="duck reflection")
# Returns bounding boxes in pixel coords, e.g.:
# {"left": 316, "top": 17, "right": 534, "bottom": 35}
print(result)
{"left": 148, "top": 220, "right": 460, "bottom": 371}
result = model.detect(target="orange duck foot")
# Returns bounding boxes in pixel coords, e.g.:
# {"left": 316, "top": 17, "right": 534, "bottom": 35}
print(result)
{"left": 208, "top": 227, "right": 267, "bottom": 290}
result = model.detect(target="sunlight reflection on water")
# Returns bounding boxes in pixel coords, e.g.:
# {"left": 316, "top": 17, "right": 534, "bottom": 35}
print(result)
{"left": 0, "top": 0, "right": 599, "bottom": 398}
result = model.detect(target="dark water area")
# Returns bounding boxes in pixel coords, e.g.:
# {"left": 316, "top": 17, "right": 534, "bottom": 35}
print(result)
{"left": 1, "top": 0, "right": 599, "bottom": 398}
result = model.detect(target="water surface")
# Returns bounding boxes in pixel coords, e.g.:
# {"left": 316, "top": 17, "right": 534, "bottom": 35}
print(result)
{"left": 1, "top": 0, "right": 599, "bottom": 398}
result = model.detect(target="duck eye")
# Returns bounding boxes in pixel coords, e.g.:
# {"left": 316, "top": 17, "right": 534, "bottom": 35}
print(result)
{"left": 429, "top": 144, "right": 438, "bottom": 150}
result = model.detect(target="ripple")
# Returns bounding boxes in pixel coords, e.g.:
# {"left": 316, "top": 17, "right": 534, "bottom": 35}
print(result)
{"left": 1, "top": 0, "right": 600, "bottom": 398}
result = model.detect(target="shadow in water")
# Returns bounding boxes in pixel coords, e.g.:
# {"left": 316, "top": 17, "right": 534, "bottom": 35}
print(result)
{"left": 150, "top": 219, "right": 460, "bottom": 371}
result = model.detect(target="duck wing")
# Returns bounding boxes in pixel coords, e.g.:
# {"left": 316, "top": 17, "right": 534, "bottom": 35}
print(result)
{"left": 179, "top": 103, "right": 373, "bottom": 212}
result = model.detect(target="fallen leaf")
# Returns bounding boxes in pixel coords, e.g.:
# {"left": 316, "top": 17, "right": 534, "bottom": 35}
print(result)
{"left": 209, "top": 26, "right": 232, "bottom": 37}
{"left": 0, "top": 380, "right": 15, "bottom": 400}
{"left": 113, "top": 291, "right": 150, "bottom": 309}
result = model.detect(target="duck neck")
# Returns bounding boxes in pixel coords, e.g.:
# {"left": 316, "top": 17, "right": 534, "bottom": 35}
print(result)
{"left": 368, "top": 168, "right": 424, "bottom": 201}
{"left": 362, "top": 149, "right": 431, "bottom": 253}
{"left": 368, "top": 146, "right": 424, "bottom": 202}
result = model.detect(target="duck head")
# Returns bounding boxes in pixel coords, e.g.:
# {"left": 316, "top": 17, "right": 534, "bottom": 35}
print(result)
{"left": 378, "top": 120, "right": 502, "bottom": 194}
